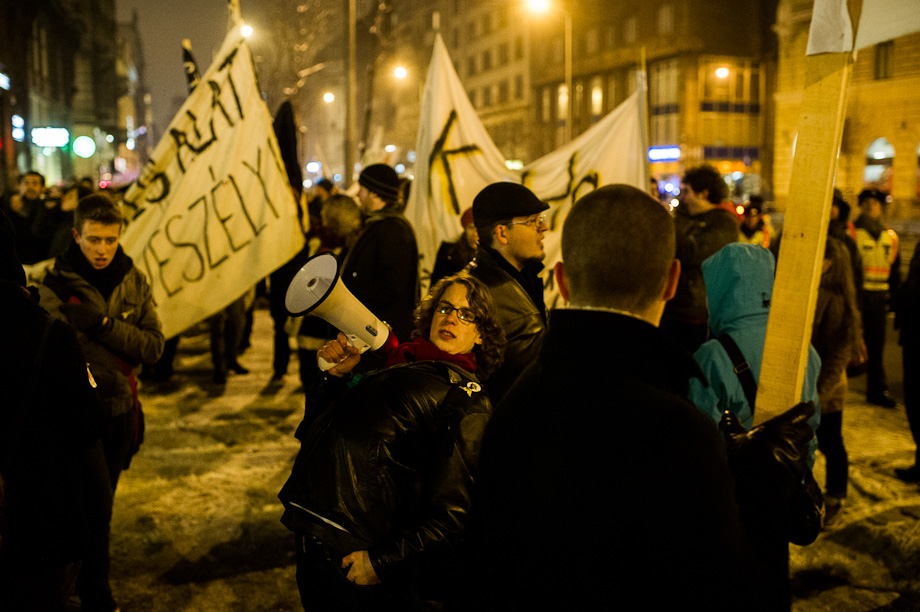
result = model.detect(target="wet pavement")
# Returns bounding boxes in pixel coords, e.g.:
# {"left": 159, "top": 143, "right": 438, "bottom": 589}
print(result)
{"left": 107, "top": 306, "right": 920, "bottom": 612}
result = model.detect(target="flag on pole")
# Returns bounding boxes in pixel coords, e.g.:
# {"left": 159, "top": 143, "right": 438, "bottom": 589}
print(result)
{"left": 405, "top": 34, "right": 647, "bottom": 304}
{"left": 120, "top": 27, "right": 304, "bottom": 339}
{"left": 182, "top": 39, "right": 202, "bottom": 94}
{"left": 808, "top": 0, "right": 920, "bottom": 54}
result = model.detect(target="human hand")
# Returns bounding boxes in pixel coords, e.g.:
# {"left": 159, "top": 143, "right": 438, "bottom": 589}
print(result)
{"left": 9, "top": 194, "right": 22, "bottom": 214}
{"left": 60, "top": 302, "right": 106, "bottom": 334}
{"left": 341, "top": 550, "right": 380, "bottom": 585}
{"left": 318, "top": 332, "right": 362, "bottom": 376}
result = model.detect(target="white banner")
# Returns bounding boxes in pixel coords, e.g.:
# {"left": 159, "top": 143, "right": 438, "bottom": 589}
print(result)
{"left": 405, "top": 34, "right": 647, "bottom": 306}
{"left": 808, "top": 0, "right": 920, "bottom": 54}
{"left": 121, "top": 28, "right": 304, "bottom": 339}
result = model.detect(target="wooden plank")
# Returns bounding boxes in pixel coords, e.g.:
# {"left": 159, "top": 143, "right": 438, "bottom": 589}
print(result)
{"left": 753, "top": 48, "right": 855, "bottom": 426}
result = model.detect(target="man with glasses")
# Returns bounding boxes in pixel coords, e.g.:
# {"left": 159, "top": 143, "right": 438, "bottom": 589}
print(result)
{"left": 468, "top": 182, "right": 549, "bottom": 402}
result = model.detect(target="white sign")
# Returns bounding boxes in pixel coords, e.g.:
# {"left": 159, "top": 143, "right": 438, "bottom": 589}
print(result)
{"left": 121, "top": 28, "right": 304, "bottom": 338}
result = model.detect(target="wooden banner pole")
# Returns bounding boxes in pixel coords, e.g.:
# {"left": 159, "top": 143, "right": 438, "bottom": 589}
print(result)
{"left": 753, "top": 45, "right": 858, "bottom": 425}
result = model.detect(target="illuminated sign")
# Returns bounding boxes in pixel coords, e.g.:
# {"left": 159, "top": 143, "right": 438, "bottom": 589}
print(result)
{"left": 31, "top": 127, "right": 70, "bottom": 148}
{"left": 648, "top": 146, "right": 681, "bottom": 162}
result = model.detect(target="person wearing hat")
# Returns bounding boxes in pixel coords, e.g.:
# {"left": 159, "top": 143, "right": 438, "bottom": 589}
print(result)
{"left": 468, "top": 181, "right": 549, "bottom": 402}
{"left": 341, "top": 164, "right": 419, "bottom": 350}
{"left": 854, "top": 187, "right": 900, "bottom": 408}
{"left": 738, "top": 195, "right": 772, "bottom": 250}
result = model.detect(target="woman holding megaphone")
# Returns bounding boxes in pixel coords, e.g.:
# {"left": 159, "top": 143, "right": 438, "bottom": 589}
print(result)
{"left": 279, "top": 273, "right": 505, "bottom": 611}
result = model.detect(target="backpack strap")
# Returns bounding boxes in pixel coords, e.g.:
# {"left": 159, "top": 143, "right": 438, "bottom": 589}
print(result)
{"left": 716, "top": 334, "right": 758, "bottom": 416}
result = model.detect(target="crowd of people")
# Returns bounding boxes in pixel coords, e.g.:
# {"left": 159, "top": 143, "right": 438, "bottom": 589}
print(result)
{"left": 1, "top": 162, "right": 918, "bottom": 612}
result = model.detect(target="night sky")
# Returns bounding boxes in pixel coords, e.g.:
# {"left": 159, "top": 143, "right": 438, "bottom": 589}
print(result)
{"left": 116, "top": 0, "right": 231, "bottom": 141}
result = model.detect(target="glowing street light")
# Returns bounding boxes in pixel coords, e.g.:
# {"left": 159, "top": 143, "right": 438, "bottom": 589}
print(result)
{"left": 715, "top": 66, "right": 730, "bottom": 79}
{"left": 394, "top": 66, "right": 408, "bottom": 80}
{"left": 323, "top": 92, "right": 335, "bottom": 103}
{"left": 241, "top": 24, "right": 253, "bottom": 38}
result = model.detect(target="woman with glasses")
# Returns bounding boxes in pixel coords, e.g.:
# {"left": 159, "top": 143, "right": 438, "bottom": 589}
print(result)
{"left": 279, "top": 273, "right": 505, "bottom": 611}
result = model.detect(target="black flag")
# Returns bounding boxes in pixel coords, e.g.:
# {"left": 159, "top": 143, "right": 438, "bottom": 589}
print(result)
{"left": 182, "top": 39, "right": 201, "bottom": 95}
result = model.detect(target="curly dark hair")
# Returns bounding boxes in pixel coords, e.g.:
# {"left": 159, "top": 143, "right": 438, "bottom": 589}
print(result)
{"left": 682, "top": 164, "right": 726, "bottom": 204}
{"left": 412, "top": 273, "right": 506, "bottom": 379}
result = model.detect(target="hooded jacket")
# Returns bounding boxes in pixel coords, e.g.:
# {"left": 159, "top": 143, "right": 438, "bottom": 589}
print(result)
{"left": 688, "top": 243, "right": 821, "bottom": 464}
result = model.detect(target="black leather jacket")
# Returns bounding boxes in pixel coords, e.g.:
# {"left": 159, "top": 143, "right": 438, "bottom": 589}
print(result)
{"left": 279, "top": 360, "right": 492, "bottom": 587}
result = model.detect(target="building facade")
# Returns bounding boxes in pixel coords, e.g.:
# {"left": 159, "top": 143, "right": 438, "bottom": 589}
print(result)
{"left": 774, "top": 0, "right": 920, "bottom": 217}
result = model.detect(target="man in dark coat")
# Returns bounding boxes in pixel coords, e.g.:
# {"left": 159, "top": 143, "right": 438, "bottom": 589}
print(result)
{"left": 468, "top": 182, "right": 548, "bottom": 402}
{"left": 476, "top": 185, "right": 810, "bottom": 611}
{"left": 0, "top": 209, "right": 107, "bottom": 611}
{"left": 661, "top": 164, "right": 739, "bottom": 353}
{"left": 341, "top": 164, "right": 419, "bottom": 348}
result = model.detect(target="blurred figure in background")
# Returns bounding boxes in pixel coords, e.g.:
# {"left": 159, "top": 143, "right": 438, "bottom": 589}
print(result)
{"left": 431, "top": 207, "right": 477, "bottom": 288}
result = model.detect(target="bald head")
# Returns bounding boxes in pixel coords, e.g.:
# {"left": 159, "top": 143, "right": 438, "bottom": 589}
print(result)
{"left": 561, "top": 184, "right": 677, "bottom": 315}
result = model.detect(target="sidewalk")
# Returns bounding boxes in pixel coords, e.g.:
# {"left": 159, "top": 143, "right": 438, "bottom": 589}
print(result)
{"left": 106, "top": 308, "right": 920, "bottom": 611}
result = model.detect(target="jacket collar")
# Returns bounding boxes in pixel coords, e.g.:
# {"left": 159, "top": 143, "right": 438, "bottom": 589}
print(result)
{"left": 542, "top": 308, "right": 704, "bottom": 395}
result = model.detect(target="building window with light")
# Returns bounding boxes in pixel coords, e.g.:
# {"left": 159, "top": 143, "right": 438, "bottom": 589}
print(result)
{"left": 650, "top": 60, "right": 679, "bottom": 145}
{"left": 624, "top": 17, "right": 637, "bottom": 44}
{"left": 590, "top": 76, "right": 604, "bottom": 123}
{"left": 874, "top": 41, "right": 893, "bottom": 79}
{"left": 658, "top": 4, "right": 675, "bottom": 35}
{"left": 542, "top": 87, "right": 552, "bottom": 123}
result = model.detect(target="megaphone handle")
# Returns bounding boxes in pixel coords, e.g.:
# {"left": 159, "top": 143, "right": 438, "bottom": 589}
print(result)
{"left": 316, "top": 334, "right": 372, "bottom": 372}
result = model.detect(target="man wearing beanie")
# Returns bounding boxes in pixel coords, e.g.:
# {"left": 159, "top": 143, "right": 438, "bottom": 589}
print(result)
{"left": 342, "top": 163, "right": 419, "bottom": 348}
{"left": 469, "top": 181, "right": 549, "bottom": 402}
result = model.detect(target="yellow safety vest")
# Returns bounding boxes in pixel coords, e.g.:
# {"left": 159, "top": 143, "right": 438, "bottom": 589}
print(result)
{"left": 856, "top": 227, "right": 898, "bottom": 291}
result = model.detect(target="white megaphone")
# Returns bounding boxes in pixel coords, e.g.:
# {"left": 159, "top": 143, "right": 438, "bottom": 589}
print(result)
{"left": 285, "top": 251, "right": 390, "bottom": 371}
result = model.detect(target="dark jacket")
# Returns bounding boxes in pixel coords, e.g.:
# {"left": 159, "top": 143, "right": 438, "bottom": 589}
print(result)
{"left": 476, "top": 309, "right": 767, "bottom": 611}
{"left": 38, "top": 245, "right": 164, "bottom": 421}
{"left": 665, "top": 206, "right": 739, "bottom": 323}
{"left": 468, "top": 245, "right": 545, "bottom": 402}
{"left": 0, "top": 281, "right": 103, "bottom": 564}
{"left": 279, "top": 360, "right": 491, "bottom": 592}
{"left": 897, "top": 244, "right": 920, "bottom": 346}
{"left": 341, "top": 210, "right": 419, "bottom": 343}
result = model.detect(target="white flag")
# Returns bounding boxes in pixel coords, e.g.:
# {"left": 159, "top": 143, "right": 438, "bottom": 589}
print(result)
{"left": 405, "top": 34, "right": 514, "bottom": 290}
{"left": 121, "top": 28, "right": 304, "bottom": 338}
{"left": 807, "top": 0, "right": 920, "bottom": 54}
{"left": 405, "top": 34, "right": 647, "bottom": 305}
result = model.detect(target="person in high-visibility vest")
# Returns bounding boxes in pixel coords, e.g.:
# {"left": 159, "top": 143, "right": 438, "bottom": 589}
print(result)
{"left": 738, "top": 195, "right": 773, "bottom": 249}
{"left": 854, "top": 188, "right": 901, "bottom": 408}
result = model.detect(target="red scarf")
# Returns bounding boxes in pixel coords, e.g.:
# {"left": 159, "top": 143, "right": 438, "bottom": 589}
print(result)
{"left": 384, "top": 335, "right": 477, "bottom": 372}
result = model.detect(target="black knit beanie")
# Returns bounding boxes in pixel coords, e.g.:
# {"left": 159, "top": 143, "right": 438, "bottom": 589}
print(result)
{"left": 358, "top": 164, "right": 401, "bottom": 203}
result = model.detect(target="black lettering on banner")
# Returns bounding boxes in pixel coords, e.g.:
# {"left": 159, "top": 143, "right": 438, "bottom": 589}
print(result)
{"left": 170, "top": 110, "right": 218, "bottom": 173}
{"left": 226, "top": 174, "right": 267, "bottom": 237}
{"left": 217, "top": 46, "right": 244, "bottom": 119}
{"left": 428, "top": 110, "right": 482, "bottom": 215}
{"left": 188, "top": 195, "right": 229, "bottom": 270}
{"left": 538, "top": 152, "right": 599, "bottom": 229}
{"left": 210, "top": 169, "right": 253, "bottom": 254}
{"left": 165, "top": 214, "right": 205, "bottom": 283}
{"left": 241, "top": 144, "right": 281, "bottom": 220}
{"left": 145, "top": 229, "right": 184, "bottom": 298}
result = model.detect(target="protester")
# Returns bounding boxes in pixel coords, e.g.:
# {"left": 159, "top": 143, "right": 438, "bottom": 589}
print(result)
{"left": 661, "top": 164, "right": 739, "bottom": 353}
{"left": 475, "top": 184, "right": 812, "bottom": 611}
{"left": 812, "top": 237, "right": 863, "bottom": 524}
{"left": 341, "top": 163, "right": 419, "bottom": 354}
{"left": 279, "top": 273, "right": 504, "bottom": 611}
{"left": 738, "top": 194, "right": 772, "bottom": 249}
{"left": 295, "top": 193, "right": 364, "bottom": 389}
{"left": 2, "top": 171, "right": 47, "bottom": 264}
{"left": 32, "top": 183, "right": 95, "bottom": 260}
{"left": 895, "top": 243, "right": 920, "bottom": 482}
{"left": 854, "top": 188, "right": 900, "bottom": 408}
{"left": 209, "top": 295, "right": 250, "bottom": 384}
{"left": 430, "top": 207, "right": 477, "bottom": 287}
{"left": 688, "top": 243, "right": 821, "bottom": 443}
{"left": 468, "top": 182, "right": 548, "bottom": 402}
{"left": 37, "top": 194, "right": 164, "bottom": 612}
{"left": 0, "top": 209, "right": 108, "bottom": 612}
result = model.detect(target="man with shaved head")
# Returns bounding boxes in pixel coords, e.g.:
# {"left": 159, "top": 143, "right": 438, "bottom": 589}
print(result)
{"left": 475, "top": 184, "right": 788, "bottom": 610}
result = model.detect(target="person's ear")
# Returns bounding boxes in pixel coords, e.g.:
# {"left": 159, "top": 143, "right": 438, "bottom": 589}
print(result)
{"left": 495, "top": 224, "right": 510, "bottom": 246}
{"left": 662, "top": 259, "right": 680, "bottom": 302}
{"left": 554, "top": 261, "right": 570, "bottom": 302}
{"left": 71, "top": 227, "right": 80, "bottom": 243}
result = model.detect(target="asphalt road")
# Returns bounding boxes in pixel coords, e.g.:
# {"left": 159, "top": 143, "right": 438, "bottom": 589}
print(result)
{"left": 105, "top": 306, "right": 920, "bottom": 612}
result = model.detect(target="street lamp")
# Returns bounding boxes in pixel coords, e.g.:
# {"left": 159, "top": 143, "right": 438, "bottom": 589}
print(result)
{"left": 526, "top": 0, "right": 572, "bottom": 142}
